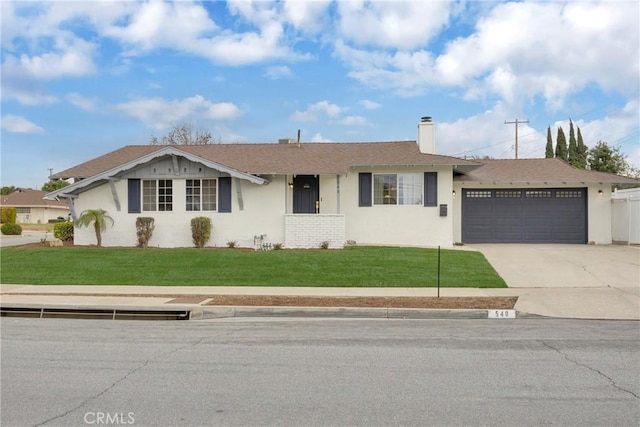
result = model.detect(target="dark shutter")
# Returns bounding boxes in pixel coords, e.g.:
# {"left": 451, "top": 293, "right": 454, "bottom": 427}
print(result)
{"left": 424, "top": 172, "right": 437, "bottom": 207}
{"left": 128, "top": 179, "right": 141, "bottom": 213}
{"left": 359, "top": 173, "right": 372, "bottom": 206}
{"left": 218, "top": 177, "right": 232, "bottom": 212}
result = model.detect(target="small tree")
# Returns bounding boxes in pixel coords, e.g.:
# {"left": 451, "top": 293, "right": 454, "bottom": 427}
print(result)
{"left": 568, "top": 120, "right": 578, "bottom": 167}
{"left": 136, "top": 217, "right": 155, "bottom": 248}
{"left": 1, "top": 186, "right": 16, "bottom": 196}
{"left": 545, "top": 126, "right": 554, "bottom": 158}
{"left": 42, "top": 180, "right": 69, "bottom": 192}
{"left": 555, "top": 126, "right": 568, "bottom": 161}
{"left": 191, "top": 217, "right": 212, "bottom": 248}
{"left": 75, "top": 209, "right": 114, "bottom": 247}
{"left": 588, "top": 141, "right": 628, "bottom": 175}
{"left": 1, "top": 207, "right": 17, "bottom": 224}
{"left": 575, "top": 127, "right": 588, "bottom": 169}
{"left": 150, "top": 122, "right": 212, "bottom": 145}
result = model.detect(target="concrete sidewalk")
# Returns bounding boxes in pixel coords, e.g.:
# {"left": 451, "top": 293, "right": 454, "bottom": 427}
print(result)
{"left": 1, "top": 284, "right": 638, "bottom": 320}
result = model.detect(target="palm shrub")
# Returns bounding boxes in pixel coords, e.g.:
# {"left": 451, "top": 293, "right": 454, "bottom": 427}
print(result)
{"left": 54, "top": 221, "right": 74, "bottom": 241}
{"left": 136, "top": 217, "right": 155, "bottom": 248}
{"left": 75, "top": 209, "right": 114, "bottom": 247}
{"left": 191, "top": 216, "right": 212, "bottom": 248}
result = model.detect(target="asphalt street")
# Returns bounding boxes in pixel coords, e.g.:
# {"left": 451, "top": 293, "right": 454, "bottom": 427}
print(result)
{"left": 1, "top": 318, "right": 638, "bottom": 427}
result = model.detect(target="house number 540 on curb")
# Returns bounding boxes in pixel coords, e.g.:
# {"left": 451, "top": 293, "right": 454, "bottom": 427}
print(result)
{"left": 488, "top": 310, "right": 516, "bottom": 319}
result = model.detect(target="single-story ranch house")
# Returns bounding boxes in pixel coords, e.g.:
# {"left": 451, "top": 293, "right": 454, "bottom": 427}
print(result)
{"left": 1, "top": 188, "right": 69, "bottom": 224}
{"left": 46, "top": 119, "right": 639, "bottom": 248}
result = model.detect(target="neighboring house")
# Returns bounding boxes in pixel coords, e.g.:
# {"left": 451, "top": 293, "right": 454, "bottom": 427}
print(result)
{"left": 46, "top": 119, "right": 639, "bottom": 248}
{"left": 1, "top": 188, "right": 69, "bottom": 224}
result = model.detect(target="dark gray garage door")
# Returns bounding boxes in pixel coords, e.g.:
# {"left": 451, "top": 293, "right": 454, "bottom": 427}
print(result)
{"left": 462, "top": 188, "right": 587, "bottom": 243}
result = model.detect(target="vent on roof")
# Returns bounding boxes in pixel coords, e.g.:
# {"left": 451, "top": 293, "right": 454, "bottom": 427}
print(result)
{"left": 278, "top": 138, "right": 296, "bottom": 144}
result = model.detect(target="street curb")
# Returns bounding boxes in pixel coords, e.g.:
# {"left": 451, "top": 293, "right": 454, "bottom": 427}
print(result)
{"left": 0, "top": 303, "right": 544, "bottom": 320}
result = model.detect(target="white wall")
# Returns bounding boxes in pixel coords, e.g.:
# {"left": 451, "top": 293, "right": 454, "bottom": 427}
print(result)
{"left": 342, "top": 166, "right": 455, "bottom": 248}
{"left": 71, "top": 176, "right": 288, "bottom": 248}
{"left": 17, "top": 207, "right": 68, "bottom": 224}
{"left": 71, "top": 166, "right": 457, "bottom": 248}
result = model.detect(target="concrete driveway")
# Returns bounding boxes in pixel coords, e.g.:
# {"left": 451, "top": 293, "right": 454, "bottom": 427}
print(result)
{"left": 470, "top": 244, "right": 640, "bottom": 288}
{"left": 471, "top": 244, "right": 640, "bottom": 320}
{"left": 0, "top": 231, "right": 50, "bottom": 247}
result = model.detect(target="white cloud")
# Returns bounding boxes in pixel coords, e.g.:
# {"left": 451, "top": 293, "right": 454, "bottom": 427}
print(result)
{"left": 1, "top": 115, "right": 44, "bottom": 134}
{"left": 334, "top": 1, "right": 639, "bottom": 108}
{"left": 116, "top": 95, "right": 244, "bottom": 130}
{"left": 101, "top": 0, "right": 217, "bottom": 53}
{"left": 205, "top": 102, "right": 243, "bottom": 120}
{"left": 336, "top": 1, "right": 451, "bottom": 50}
{"left": 434, "top": 104, "right": 542, "bottom": 160}
{"left": 264, "top": 65, "right": 292, "bottom": 79}
{"left": 359, "top": 99, "right": 381, "bottom": 110}
{"left": 291, "top": 100, "right": 343, "bottom": 122}
{"left": 66, "top": 93, "right": 97, "bottom": 111}
{"left": 283, "top": 0, "right": 332, "bottom": 34}
{"left": 336, "top": 115, "right": 369, "bottom": 126}
{"left": 311, "top": 133, "right": 332, "bottom": 143}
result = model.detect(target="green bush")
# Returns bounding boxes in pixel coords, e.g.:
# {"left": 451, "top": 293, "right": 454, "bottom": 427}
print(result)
{"left": 136, "top": 217, "right": 155, "bottom": 248}
{"left": 54, "top": 221, "right": 74, "bottom": 241}
{"left": 1, "top": 207, "right": 17, "bottom": 224}
{"left": 1, "top": 223, "right": 22, "bottom": 235}
{"left": 191, "top": 217, "right": 212, "bottom": 248}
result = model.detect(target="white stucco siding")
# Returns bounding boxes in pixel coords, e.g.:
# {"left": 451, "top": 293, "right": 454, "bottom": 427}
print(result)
{"left": 16, "top": 207, "right": 68, "bottom": 224}
{"left": 71, "top": 176, "right": 287, "bottom": 248}
{"left": 452, "top": 182, "right": 612, "bottom": 244}
{"left": 341, "top": 166, "right": 455, "bottom": 247}
{"left": 587, "top": 185, "right": 612, "bottom": 244}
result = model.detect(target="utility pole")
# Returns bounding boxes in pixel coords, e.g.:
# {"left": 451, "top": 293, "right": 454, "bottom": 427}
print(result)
{"left": 504, "top": 118, "right": 529, "bottom": 159}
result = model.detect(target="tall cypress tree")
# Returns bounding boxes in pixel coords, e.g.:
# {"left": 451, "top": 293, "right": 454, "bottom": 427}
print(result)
{"left": 568, "top": 120, "right": 578, "bottom": 166}
{"left": 555, "top": 126, "right": 568, "bottom": 161}
{"left": 576, "top": 127, "right": 588, "bottom": 169}
{"left": 545, "top": 126, "right": 554, "bottom": 158}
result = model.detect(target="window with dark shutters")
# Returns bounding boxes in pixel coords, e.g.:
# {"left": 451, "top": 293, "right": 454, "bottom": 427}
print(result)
{"left": 218, "top": 177, "right": 232, "bottom": 212}
{"left": 128, "top": 179, "right": 141, "bottom": 213}
{"left": 359, "top": 173, "right": 372, "bottom": 207}
{"left": 424, "top": 172, "right": 437, "bottom": 207}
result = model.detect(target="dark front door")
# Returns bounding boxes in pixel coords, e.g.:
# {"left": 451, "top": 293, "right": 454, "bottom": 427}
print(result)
{"left": 293, "top": 175, "right": 319, "bottom": 214}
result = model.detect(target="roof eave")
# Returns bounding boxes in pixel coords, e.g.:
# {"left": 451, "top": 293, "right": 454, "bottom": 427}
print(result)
{"left": 46, "top": 146, "right": 268, "bottom": 199}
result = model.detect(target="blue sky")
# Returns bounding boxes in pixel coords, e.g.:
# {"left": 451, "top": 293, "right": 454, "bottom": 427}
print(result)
{"left": 2, "top": 0, "right": 639, "bottom": 189}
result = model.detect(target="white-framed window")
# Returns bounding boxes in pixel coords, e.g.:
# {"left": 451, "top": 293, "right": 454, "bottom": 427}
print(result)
{"left": 373, "top": 173, "right": 423, "bottom": 205}
{"left": 186, "top": 179, "right": 217, "bottom": 211}
{"left": 143, "top": 179, "right": 173, "bottom": 211}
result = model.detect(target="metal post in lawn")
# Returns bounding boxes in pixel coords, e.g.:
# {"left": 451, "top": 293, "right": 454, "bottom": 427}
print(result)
{"left": 437, "top": 245, "right": 441, "bottom": 298}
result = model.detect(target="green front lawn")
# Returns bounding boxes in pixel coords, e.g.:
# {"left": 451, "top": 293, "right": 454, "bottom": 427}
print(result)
{"left": 0, "top": 246, "right": 506, "bottom": 288}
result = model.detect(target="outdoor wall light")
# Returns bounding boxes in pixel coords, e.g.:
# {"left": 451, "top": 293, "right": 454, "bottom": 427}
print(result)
{"left": 452, "top": 190, "right": 456, "bottom": 196}
{"left": 598, "top": 190, "right": 604, "bottom": 196}
{"left": 288, "top": 182, "right": 294, "bottom": 189}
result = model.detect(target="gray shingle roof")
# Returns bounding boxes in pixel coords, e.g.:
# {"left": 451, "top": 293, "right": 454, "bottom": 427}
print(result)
{"left": 455, "top": 158, "right": 640, "bottom": 184}
{"left": 51, "top": 141, "right": 481, "bottom": 179}
{"left": 1, "top": 188, "right": 68, "bottom": 208}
